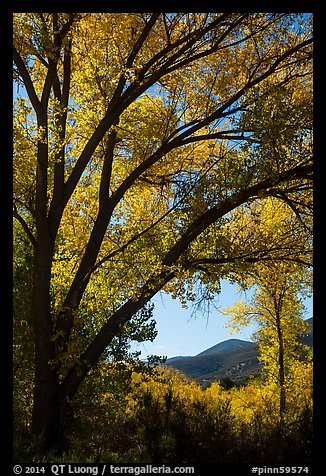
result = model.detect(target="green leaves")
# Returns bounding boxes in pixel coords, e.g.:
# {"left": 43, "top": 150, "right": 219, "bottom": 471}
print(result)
{"left": 13, "top": 14, "right": 313, "bottom": 448}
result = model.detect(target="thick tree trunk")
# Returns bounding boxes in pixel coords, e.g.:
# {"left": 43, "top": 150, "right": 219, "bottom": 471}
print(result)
{"left": 30, "top": 232, "right": 65, "bottom": 453}
{"left": 32, "top": 359, "right": 61, "bottom": 451}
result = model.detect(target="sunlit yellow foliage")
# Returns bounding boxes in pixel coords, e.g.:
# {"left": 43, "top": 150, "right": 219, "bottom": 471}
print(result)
{"left": 123, "top": 364, "right": 312, "bottom": 432}
{"left": 221, "top": 255, "right": 312, "bottom": 422}
{"left": 13, "top": 13, "right": 312, "bottom": 329}
{"left": 13, "top": 13, "right": 313, "bottom": 454}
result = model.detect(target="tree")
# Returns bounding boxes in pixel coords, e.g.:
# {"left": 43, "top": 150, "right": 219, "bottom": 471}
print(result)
{"left": 13, "top": 13, "right": 313, "bottom": 452}
{"left": 13, "top": 219, "right": 35, "bottom": 436}
{"left": 222, "top": 258, "right": 312, "bottom": 421}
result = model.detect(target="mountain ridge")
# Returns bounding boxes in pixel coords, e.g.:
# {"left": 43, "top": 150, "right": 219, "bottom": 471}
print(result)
{"left": 164, "top": 318, "right": 313, "bottom": 384}
{"left": 196, "top": 338, "right": 256, "bottom": 357}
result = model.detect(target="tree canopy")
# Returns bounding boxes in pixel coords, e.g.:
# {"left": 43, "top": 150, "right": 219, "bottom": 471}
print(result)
{"left": 13, "top": 12, "right": 313, "bottom": 451}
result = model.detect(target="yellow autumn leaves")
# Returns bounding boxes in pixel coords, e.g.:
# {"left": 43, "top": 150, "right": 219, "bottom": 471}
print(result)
{"left": 98, "top": 363, "right": 312, "bottom": 429}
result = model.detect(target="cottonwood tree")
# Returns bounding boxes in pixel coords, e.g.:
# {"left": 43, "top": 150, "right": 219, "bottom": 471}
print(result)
{"left": 13, "top": 13, "right": 313, "bottom": 451}
{"left": 222, "top": 240, "right": 312, "bottom": 421}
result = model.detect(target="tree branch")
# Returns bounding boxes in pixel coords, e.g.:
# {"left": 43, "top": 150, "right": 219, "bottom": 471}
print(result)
{"left": 180, "top": 131, "right": 252, "bottom": 146}
{"left": 109, "top": 13, "right": 160, "bottom": 108}
{"left": 50, "top": 38, "right": 72, "bottom": 225}
{"left": 188, "top": 252, "right": 312, "bottom": 270}
{"left": 161, "top": 163, "right": 313, "bottom": 267}
{"left": 59, "top": 158, "right": 312, "bottom": 400}
{"left": 171, "top": 38, "right": 313, "bottom": 145}
{"left": 13, "top": 46, "right": 42, "bottom": 117}
{"left": 136, "top": 13, "right": 232, "bottom": 82}
{"left": 13, "top": 204, "right": 37, "bottom": 249}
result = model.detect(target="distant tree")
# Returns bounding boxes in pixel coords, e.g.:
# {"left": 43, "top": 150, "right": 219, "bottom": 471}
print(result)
{"left": 222, "top": 259, "right": 312, "bottom": 420}
{"left": 13, "top": 13, "right": 312, "bottom": 451}
{"left": 219, "top": 377, "right": 237, "bottom": 390}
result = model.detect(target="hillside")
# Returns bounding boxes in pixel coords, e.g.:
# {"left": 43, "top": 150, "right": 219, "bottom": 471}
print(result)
{"left": 165, "top": 318, "right": 313, "bottom": 385}
{"left": 165, "top": 339, "right": 260, "bottom": 384}
{"left": 300, "top": 317, "right": 313, "bottom": 347}
{"left": 196, "top": 338, "right": 255, "bottom": 357}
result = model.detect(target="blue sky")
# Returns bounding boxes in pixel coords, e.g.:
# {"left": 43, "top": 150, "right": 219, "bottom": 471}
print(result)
{"left": 134, "top": 281, "right": 313, "bottom": 360}
{"left": 13, "top": 32, "right": 313, "bottom": 361}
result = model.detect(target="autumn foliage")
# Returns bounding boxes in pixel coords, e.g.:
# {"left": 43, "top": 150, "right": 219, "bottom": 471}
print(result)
{"left": 13, "top": 12, "right": 313, "bottom": 461}
{"left": 14, "top": 363, "right": 312, "bottom": 464}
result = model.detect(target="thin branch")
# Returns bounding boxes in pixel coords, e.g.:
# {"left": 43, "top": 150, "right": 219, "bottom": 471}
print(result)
{"left": 13, "top": 46, "right": 42, "bottom": 117}
{"left": 126, "top": 13, "right": 160, "bottom": 69}
{"left": 13, "top": 204, "right": 37, "bottom": 249}
{"left": 161, "top": 162, "right": 313, "bottom": 268}
{"left": 180, "top": 131, "right": 252, "bottom": 146}
{"left": 189, "top": 254, "right": 312, "bottom": 269}
{"left": 109, "top": 13, "right": 160, "bottom": 108}
{"left": 271, "top": 191, "right": 312, "bottom": 233}
{"left": 50, "top": 37, "right": 72, "bottom": 217}
{"left": 137, "top": 13, "right": 232, "bottom": 82}
{"left": 171, "top": 38, "right": 313, "bottom": 145}
{"left": 61, "top": 16, "right": 160, "bottom": 218}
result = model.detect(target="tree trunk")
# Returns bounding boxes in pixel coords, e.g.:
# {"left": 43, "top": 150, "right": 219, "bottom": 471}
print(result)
{"left": 32, "top": 359, "right": 61, "bottom": 452}
{"left": 30, "top": 233, "right": 65, "bottom": 453}
{"left": 275, "top": 312, "right": 286, "bottom": 421}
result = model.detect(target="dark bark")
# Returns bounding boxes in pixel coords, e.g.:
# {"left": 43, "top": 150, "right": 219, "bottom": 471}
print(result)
{"left": 275, "top": 307, "right": 286, "bottom": 420}
{"left": 13, "top": 14, "right": 312, "bottom": 453}
{"left": 37, "top": 162, "right": 311, "bottom": 450}
{"left": 57, "top": 163, "right": 312, "bottom": 408}
{"left": 30, "top": 229, "right": 60, "bottom": 450}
